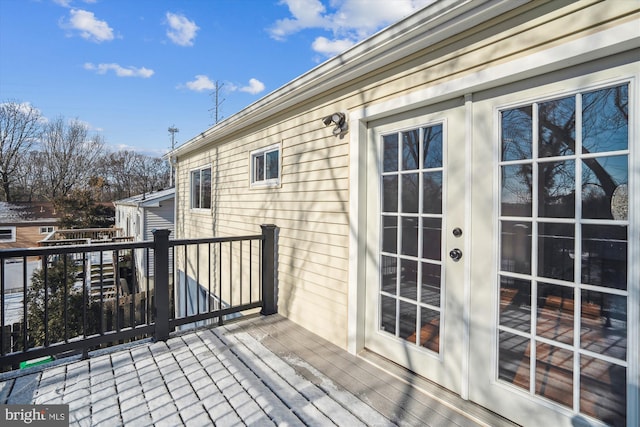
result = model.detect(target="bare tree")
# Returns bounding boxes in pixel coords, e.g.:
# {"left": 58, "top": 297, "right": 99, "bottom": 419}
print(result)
{"left": 0, "top": 101, "right": 43, "bottom": 201}
{"left": 39, "top": 117, "right": 105, "bottom": 200}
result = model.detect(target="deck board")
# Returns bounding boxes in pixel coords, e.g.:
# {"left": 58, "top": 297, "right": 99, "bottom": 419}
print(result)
{"left": 0, "top": 314, "right": 518, "bottom": 426}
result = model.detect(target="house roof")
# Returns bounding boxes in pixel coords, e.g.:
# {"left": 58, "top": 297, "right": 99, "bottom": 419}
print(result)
{"left": 114, "top": 188, "right": 175, "bottom": 208}
{"left": 167, "top": 0, "right": 524, "bottom": 159}
{"left": 0, "top": 202, "right": 60, "bottom": 226}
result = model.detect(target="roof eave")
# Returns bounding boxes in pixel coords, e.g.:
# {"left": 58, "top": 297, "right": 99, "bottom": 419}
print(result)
{"left": 169, "top": 0, "right": 528, "bottom": 159}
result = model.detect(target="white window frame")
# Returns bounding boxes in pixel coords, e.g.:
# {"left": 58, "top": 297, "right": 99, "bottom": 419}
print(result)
{"left": 0, "top": 227, "right": 17, "bottom": 243}
{"left": 250, "top": 143, "right": 281, "bottom": 188}
{"left": 190, "top": 165, "right": 212, "bottom": 210}
{"left": 39, "top": 226, "right": 55, "bottom": 234}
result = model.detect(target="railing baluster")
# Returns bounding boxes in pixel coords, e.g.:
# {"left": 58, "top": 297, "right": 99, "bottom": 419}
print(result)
{"left": 183, "top": 245, "right": 187, "bottom": 318}
{"left": 44, "top": 257, "right": 49, "bottom": 347}
{"left": 218, "top": 241, "right": 222, "bottom": 326}
{"left": 99, "top": 251, "right": 104, "bottom": 335}
{"left": 196, "top": 244, "right": 200, "bottom": 315}
{"left": 240, "top": 240, "right": 243, "bottom": 305}
{"left": 207, "top": 243, "right": 211, "bottom": 313}
{"left": 63, "top": 254, "right": 68, "bottom": 343}
{"left": 1, "top": 258, "right": 4, "bottom": 355}
{"left": 115, "top": 249, "right": 120, "bottom": 334}
{"left": 22, "top": 256, "right": 27, "bottom": 352}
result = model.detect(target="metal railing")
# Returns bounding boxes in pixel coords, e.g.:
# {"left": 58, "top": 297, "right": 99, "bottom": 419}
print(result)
{"left": 0, "top": 225, "right": 278, "bottom": 371}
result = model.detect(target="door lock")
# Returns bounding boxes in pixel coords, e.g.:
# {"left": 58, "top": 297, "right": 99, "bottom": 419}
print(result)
{"left": 449, "top": 248, "right": 463, "bottom": 262}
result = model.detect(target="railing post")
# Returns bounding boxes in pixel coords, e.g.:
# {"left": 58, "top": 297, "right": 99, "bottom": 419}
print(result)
{"left": 260, "top": 224, "right": 278, "bottom": 315}
{"left": 153, "top": 229, "right": 171, "bottom": 341}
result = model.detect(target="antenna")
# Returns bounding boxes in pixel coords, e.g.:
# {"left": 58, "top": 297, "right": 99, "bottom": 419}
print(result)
{"left": 168, "top": 126, "right": 179, "bottom": 187}
{"left": 168, "top": 126, "right": 179, "bottom": 150}
{"left": 209, "top": 80, "right": 225, "bottom": 124}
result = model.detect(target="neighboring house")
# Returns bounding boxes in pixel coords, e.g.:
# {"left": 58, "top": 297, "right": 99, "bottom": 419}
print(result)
{"left": 168, "top": 2, "right": 638, "bottom": 427}
{"left": 114, "top": 188, "right": 175, "bottom": 290}
{"left": 0, "top": 202, "right": 59, "bottom": 298}
{"left": 0, "top": 202, "right": 58, "bottom": 250}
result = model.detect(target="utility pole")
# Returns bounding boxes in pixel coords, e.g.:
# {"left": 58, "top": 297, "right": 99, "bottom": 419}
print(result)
{"left": 168, "top": 126, "right": 179, "bottom": 187}
{"left": 209, "top": 80, "right": 225, "bottom": 124}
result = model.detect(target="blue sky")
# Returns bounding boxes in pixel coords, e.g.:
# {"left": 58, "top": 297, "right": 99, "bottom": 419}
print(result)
{"left": 0, "top": 0, "right": 432, "bottom": 156}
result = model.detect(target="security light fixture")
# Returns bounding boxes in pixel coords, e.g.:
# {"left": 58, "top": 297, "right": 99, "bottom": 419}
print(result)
{"left": 322, "top": 111, "right": 348, "bottom": 137}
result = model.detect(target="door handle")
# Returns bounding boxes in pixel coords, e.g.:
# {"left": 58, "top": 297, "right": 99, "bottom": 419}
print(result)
{"left": 449, "top": 248, "right": 463, "bottom": 262}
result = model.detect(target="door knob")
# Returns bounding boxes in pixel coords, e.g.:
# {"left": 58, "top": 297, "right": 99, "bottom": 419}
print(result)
{"left": 449, "top": 248, "right": 463, "bottom": 262}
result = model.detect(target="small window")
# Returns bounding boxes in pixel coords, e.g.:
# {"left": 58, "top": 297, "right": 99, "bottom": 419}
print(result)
{"left": 191, "top": 166, "right": 212, "bottom": 209}
{"left": 39, "top": 226, "right": 54, "bottom": 234}
{"left": 251, "top": 144, "right": 280, "bottom": 187}
{"left": 0, "top": 227, "right": 16, "bottom": 242}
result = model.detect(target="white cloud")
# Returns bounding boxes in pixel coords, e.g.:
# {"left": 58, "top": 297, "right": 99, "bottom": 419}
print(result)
{"left": 239, "top": 78, "right": 265, "bottom": 95}
{"left": 165, "top": 12, "right": 199, "bottom": 46}
{"left": 182, "top": 75, "right": 215, "bottom": 92}
{"left": 311, "top": 37, "right": 354, "bottom": 57}
{"left": 84, "top": 63, "right": 154, "bottom": 78}
{"left": 270, "top": 0, "right": 435, "bottom": 57}
{"left": 62, "top": 9, "right": 114, "bottom": 43}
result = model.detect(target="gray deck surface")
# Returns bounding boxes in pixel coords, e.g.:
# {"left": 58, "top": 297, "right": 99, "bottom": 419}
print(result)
{"left": 0, "top": 314, "right": 517, "bottom": 426}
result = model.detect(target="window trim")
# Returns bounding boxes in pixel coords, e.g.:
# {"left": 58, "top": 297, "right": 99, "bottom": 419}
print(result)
{"left": 39, "top": 226, "right": 55, "bottom": 235}
{"left": 250, "top": 143, "right": 281, "bottom": 188}
{"left": 0, "top": 226, "right": 17, "bottom": 243}
{"left": 190, "top": 165, "right": 212, "bottom": 211}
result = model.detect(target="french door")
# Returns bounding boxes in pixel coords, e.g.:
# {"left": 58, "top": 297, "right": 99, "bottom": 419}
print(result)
{"left": 364, "top": 77, "right": 635, "bottom": 427}
{"left": 468, "top": 81, "right": 633, "bottom": 427}
{"left": 364, "top": 99, "right": 466, "bottom": 393}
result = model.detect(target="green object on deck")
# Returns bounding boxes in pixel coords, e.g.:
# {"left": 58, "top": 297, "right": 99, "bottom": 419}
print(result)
{"left": 19, "top": 356, "right": 54, "bottom": 369}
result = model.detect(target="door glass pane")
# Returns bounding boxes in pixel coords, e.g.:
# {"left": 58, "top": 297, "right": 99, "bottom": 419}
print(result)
{"left": 580, "top": 290, "right": 626, "bottom": 359}
{"left": 423, "top": 171, "right": 442, "bottom": 214}
{"left": 382, "top": 176, "right": 398, "bottom": 212}
{"left": 580, "top": 355, "right": 626, "bottom": 426}
{"left": 535, "top": 342, "right": 573, "bottom": 408}
{"left": 402, "top": 173, "right": 419, "bottom": 213}
{"left": 536, "top": 283, "right": 573, "bottom": 345}
{"left": 400, "top": 259, "right": 418, "bottom": 300}
{"left": 380, "top": 295, "right": 396, "bottom": 335}
{"left": 538, "top": 222, "right": 574, "bottom": 281}
{"left": 381, "top": 256, "right": 397, "bottom": 294}
{"left": 422, "top": 218, "right": 441, "bottom": 261}
{"left": 581, "top": 225, "right": 627, "bottom": 290}
{"left": 502, "top": 106, "right": 532, "bottom": 161}
{"left": 402, "top": 130, "right": 419, "bottom": 170}
{"left": 501, "top": 164, "right": 532, "bottom": 216}
{"left": 582, "top": 85, "right": 628, "bottom": 153}
{"left": 421, "top": 262, "right": 441, "bottom": 307}
{"left": 582, "top": 155, "right": 628, "bottom": 220}
{"left": 382, "top": 216, "right": 397, "bottom": 254}
{"left": 498, "top": 331, "right": 530, "bottom": 391}
{"left": 499, "top": 277, "right": 531, "bottom": 332}
{"left": 538, "top": 160, "right": 575, "bottom": 218}
{"left": 399, "top": 301, "right": 417, "bottom": 344}
{"left": 501, "top": 221, "right": 531, "bottom": 275}
{"left": 401, "top": 217, "right": 418, "bottom": 257}
{"left": 383, "top": 134, "right": 399, "bottom": 172}
{"left": 423, "top": 124, "right": 443, "bottom": 167}
{"left": 419, "top": 307, "right": 440, "bottom": 352}
{"left": 538, "top": 96, "right": 575, "bottom": 158}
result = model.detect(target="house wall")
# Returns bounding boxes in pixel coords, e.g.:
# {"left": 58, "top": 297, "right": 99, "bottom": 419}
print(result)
{"left": 175, "top": 1, "right": 639, "bottom": 348}
{"left": 0, "top": 224, "right": 55, "bottom": 250}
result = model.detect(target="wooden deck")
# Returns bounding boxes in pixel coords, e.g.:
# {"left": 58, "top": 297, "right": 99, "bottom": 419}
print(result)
{"left": 0, "top": 314, "right": 517, "bottom": 426}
